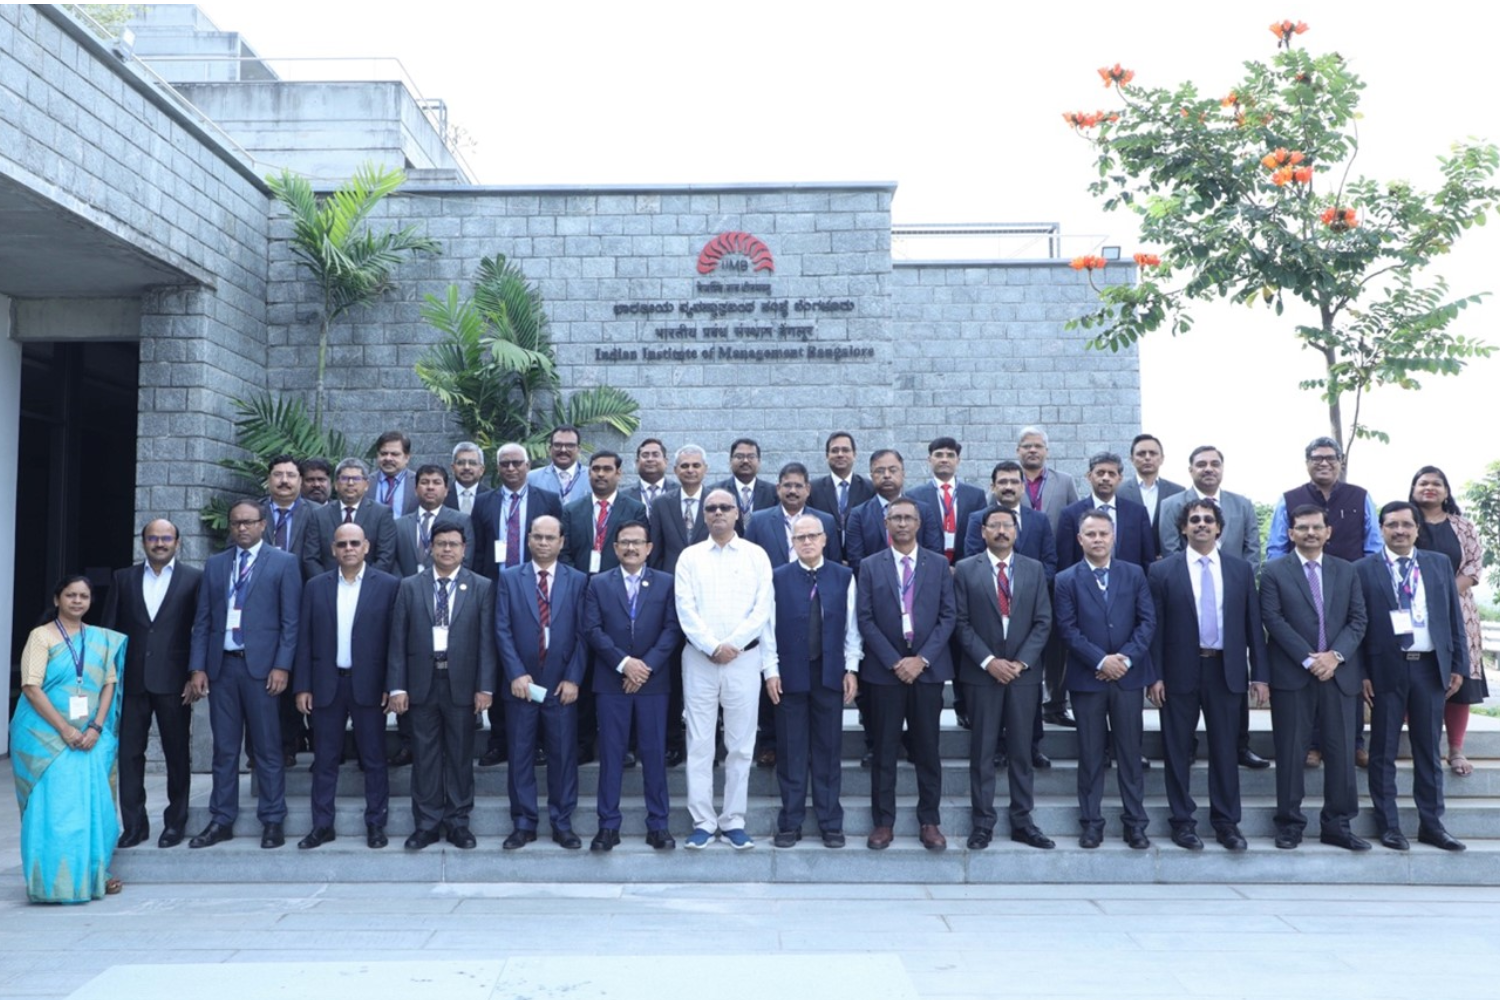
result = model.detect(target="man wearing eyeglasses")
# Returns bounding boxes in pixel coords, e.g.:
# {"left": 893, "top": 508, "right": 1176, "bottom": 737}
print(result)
{"left": 528, "top": 425, "right": 587, "bottom": 504}
{"left": 302, "top": 457, "right": 397, "bottom": 580}
{"left": 444, "top": 441, "right": 491, "bottom": 516}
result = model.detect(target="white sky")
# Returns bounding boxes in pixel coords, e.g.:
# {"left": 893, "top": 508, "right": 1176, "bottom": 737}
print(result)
{"left": 196, "top": 0, "right": 1500, "bottom": 510}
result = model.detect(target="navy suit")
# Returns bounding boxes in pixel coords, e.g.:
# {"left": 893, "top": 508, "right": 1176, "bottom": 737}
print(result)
{"left": 807, "top": 473, "right": 876, "bottom": 550}
{"left": 1056, "top": 496, "right": 1158, "bottom": 571}
{"left": 495, "top": 561, "right": 589, "bottom": 832}
{"left": 909, "top": 480, "right": 988, "bottom": 562}
{"left": 470, "top": 487, "right": 564, "bottom": 581}
{"left": 1357, "top": 550, "right": 1467, "bottom": 837}
{"left": 962, "top": 505, "right": 1058, "bottom": 583}
{"left": 856, "top": 546, "right": 956, "bottom": 829}
{"left": 292, "top": 567, "right": 399, "bottom": 831}
{"left": 189, "top": 543, "right": 302, "bottom": 828}
{"left": 583, "top": 567, "right": 682, "bottom": 832}
{"left": 561, "top": 493, "right": 649, "bottom": 575}
{"left": 744, "top": 506, "right": 844, "bottom": 568}
{"left": 1055, "top": 558, "right": 1156, "bottom": 836}
{"left": 1149, "top": 551, "right": 1267, "bottom": 833}
{"left": 715, "top": 476, "right": 779, "bottom": 527}
{"left": 844, "top": 495, "right": 944, "bottom": 573}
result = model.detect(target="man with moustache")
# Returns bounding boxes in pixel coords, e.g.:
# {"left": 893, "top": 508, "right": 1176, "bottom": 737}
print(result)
{"left": 628, "top": 438, "right": 676, "bottom": 518}
{"left": 371, "top": 430, "right": 418, "bottom": 518}
{"left": 302, "top": 458, "right": 397, "bottom": 579}
{"left": 843, "top": 449, "right": 942, "bottom": 572}
{"left": 394, "top": 465, "right": 474, "bottom": 578}
{"left": 262, "top": 454, "right": 320, "bottom": 761}
{"left": 1015, "top": 426, "right": 1079, "bottom": 533}
{"left": 529, "top": 425, "right": 588, "bottom": 504}
{"left": 715, "top": 437, "right": 778, "bottom": 527}
{"left": 649, "top": 444, "right": 713, "bottom": 767}
{"left": 444, "top": 441, "right": 490, "bottom": 516}
{"left": 807, "top": 431, "right": 874, "bottom": 552}
{"left": 299, "top": 458, "right": 333, "bottom": 505}
{"left": 1056, "top": 452, "right": 1157, "bottom": 571}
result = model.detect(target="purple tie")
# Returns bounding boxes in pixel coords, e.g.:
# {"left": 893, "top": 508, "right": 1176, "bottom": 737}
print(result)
{"left": 900, "top": 555, "right": 915, "bottom": 642}
{"left": 505, "top": 492, "right": 522, "bottom": 568}
{"left": 1198, "top": 556, "right": 1219, "bottom": 648}
{"left": 1304, "top": 560, "right": 1327, "bottom": 651}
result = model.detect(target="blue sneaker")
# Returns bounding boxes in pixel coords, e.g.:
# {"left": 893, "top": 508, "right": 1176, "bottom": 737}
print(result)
{"left": 685, "top": 828, "right": 716, "bottom": 850}
{"left": 723, "top": 828, "right": 755, "bottom": 850}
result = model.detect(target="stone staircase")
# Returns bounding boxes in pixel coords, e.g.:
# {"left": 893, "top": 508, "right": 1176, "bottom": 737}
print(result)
{"left": 110, "top": 709, "right": 1500, "bottom": 885}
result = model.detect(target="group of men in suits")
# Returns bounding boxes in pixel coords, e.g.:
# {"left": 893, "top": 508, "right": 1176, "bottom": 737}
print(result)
{"left": 98, "top": 424, "right": 1472, "bottom": 858}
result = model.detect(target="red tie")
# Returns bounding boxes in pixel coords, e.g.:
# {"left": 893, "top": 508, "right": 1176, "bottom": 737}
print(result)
{"left": 594, "top": 499, "right": 610, "bottom": 552}
{"left": 941, "top": 483, "right": 956, "bottom": 532}
{"left": 996, "top": 560, "right": 1012, "bottom": 617}
{"left": 537, "top": 569, "right": 551, "bottom": 663}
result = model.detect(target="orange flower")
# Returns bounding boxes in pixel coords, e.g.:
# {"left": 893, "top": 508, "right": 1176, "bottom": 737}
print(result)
{"left": 1133, "top": 253, "right": 1161, "bottom": 267}
{"left": 1292, "top": 166, "right": 1313, "bottom": 184}
{"left": 1098, "top": 63, "right": 1135, "bottom": 88}
{"left": 1062, "top": 110, "right": 1107, "bottom": 129}
{"left": 1270, "top": 19, "right": 1309, "bottom": 48}
{"left": 1321, "top": 206, "right": 1359, "bottom": 231}
{"left": 1271, "top": 166, "right": 1294, "bottom": 186}
{"left": 1070, "top": 255, "right": 1108, "bottom": 271}
{"left": 1222, "top": 92, "right": 1239, "bottom": 107}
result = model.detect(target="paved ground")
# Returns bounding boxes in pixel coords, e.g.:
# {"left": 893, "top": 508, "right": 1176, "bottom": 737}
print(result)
{"left": 4, "top": 762, "right": 1498, "bottom": 999}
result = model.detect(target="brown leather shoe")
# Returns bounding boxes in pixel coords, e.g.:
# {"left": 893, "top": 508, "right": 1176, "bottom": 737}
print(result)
{"left": 866, "top": 826, "right": 893, "bottom": 850}
{"left": 1305, "top": 748, "right": 1322, "bottom": 768}
{"left": 1355, "top": 747, "right": 1370, "bottom": 768}
{"left": 919, "top": 824, "right": 947, "bottom": 851}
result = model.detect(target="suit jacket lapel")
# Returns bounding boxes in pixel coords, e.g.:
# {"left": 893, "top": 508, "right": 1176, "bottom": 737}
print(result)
{"left": 131, "top": 563, "right": 150, "bottom": 623}
{"left": 523, "top": 564, "right": 541, "bottom": 624}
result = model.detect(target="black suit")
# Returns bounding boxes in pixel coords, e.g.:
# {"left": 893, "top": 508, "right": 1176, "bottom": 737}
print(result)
{"left": 715, "top": 476, "right": 778, "bottom": 533}
{"left": 303, "top": 498, "right": 398, "bottom": 579}
{"left": 1117, "top": 477, "right": 1186, "bottom": 530}
{"left": 470, "top": 487, "right": 564, "bottom": 580}
{"left": 263, "top": 498, "right": 322, "bottom": 757}
{"left": 807, "top": 473, "right": 875, "bottom": 549}
{"left": 626, "top": 480, "right": 677, "bottom": 521}
{"left": 1149, "top": 551, "right": 1267, "bottom": 833}
{"left": 1357, "top": 550, "right": 1467, "bottom": 836}
{"left": 1260, "top": 553, "right": 1367, "bottom": 839}
{"left": 561, "top": 493, "right": 649, "bottom": 575}
{"left": 101, "top": 560, "right": 202, "bottom": 841}
{"left": 444, "top": 484, "right": 490, "bottom": 515}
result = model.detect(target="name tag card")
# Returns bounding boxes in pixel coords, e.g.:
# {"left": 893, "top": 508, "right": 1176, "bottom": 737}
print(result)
{"left": 226, "top": 608, "right": 242, "bottom": 631}
{"left": 494, "top": 540, "right": 507, "bottom": 565}
{"left": 69, "top": 695, "right": 89, "bottom": 720}
{"left": 433, "top": 626, "right": 449, "bottom": 653}
{"left": 901, "top": 611, "right": 913, "bottom": 636}
{"left": 943, "top": 530, "right": 956, "bottom": 550}
{"left": 590, "top": 550, "right": 602, "bottom": 574}
{"left": 1389, "top": 610, "right": 1414, "bottom": 634}
{"left": 527, "top": 683, "right": 548, "bottom": 703}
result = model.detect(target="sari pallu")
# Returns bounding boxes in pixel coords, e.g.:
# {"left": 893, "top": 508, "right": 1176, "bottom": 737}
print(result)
{"left": 10, "top": 626, "right": 127, "bottom": 903}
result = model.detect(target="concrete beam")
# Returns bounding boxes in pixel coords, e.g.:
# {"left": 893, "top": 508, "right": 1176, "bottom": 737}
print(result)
{"left": 12, "top": 298, "right": 142, "bottom": 342}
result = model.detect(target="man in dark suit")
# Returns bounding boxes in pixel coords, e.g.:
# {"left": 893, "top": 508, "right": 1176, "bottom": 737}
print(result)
{"left": 102, "top": 518, "right": 202, "bottom": 849}
{"left": 954, "top": 506, "right": 1055, "bottom": 850}
{"left": 765, "top": 513, "right": 860, "bottom": 849}
{"left": 807, "top": 430, "right": 874, "bottom": 552}
{"left": 1056, "top": 451, "right": 1157, "bottom": 571}
{"left": 649, "top": 444, "right": 711, "bottom": 767}
{"left": 302, "top": 457, "right": 397, "bottom": 579}
{"left": 393, "top": 464, "right": 475, "bottom": 577}
{"left": 562, "top": 450, "right": 648, "bottom": 576}
{"left": 444, "top": 441, "right": 491, "bottom": 516}
{"left": 1357, "top": 501, "right": 1468, "bottom": 852}
{"left": 582, "top": 519, "right": 682, "bottom": 851}
{"left": 908, "top": 436, "right": 989, "bottom": 564}
{"left": 495, "top": 515, "right": 589, "bottom": 849}
{"left": 856, "top": 497, "right": 956, "bottom": 851}
{"left": 299, "top": 457, "right": 333, "bottom": 505}
{"left": 1116, "top": 433, "right": 1185, "bottom": 531}
{"left": 292, "top": 523, "right": 399, "bottom": 850}
{"left": 628, "top": 437, "right": 677, "bottom": 519}
{"left": 263, "top": 454, "right": 321, "bottom": 763}
{"left": 1148, "top": 498, "right": 1267, "bottom": 853}
{"left": 371, "top": 429, "right": 419, "bottom": 519}
{"left": 187, "top": 498, "right": 302, "bottom": 850}
{"left": 745, "top": 462, "right": 843, "bottom": 569}
{"left": 1260, "top": 504, "right": 1369, "bottom": 850}
{"left": 844, "top": 449, "right": 943, "bottom": 572}
{"left": 1055, "top": 509, "right": 1157, "bottom": 849}
{"left": 387, "top": 523, "right": 497, "bottom": 850}
{"left": 714, "top": 437, "right": 778, "bottom": 528}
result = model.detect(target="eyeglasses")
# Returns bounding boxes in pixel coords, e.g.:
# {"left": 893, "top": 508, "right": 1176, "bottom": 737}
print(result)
{"left": 337, "top": 475, "right": 367, "bottom": 484}
{"left": 615, "top": 539, "right": 648, "bottom": 548}
{"left": 886, "top": 514, "right": 918, "bottom": 524}
{"left": 143, "top": 535, "right": 176, "bottom": 544}
{"left": 703, "top": 504, "right": 735, "bottom": 514}
{"left": 792, "top": 532, "right": 824, "bottom": 543}
{"left": 453, "top": 458, "right": 482, "bottom": 467}
{"left": 229, "top": 518, "right": 263, "bottom": 528}
{"left": 333, "top": 540, "right": 363, "bottom": 549}
{"left": 731, "top": 453, "right": 758, "bottom": 462}
{"left": 431, "top": 540, "right": 464, "bottom": 549}
{"left": 1186, "top": 515, "right": 1218, "bottom": 525}
{"left": 497, "top": 459, "right": 527, "bottom": 468}
{"left": 1308, "top": 455, "right": 1341, "bottom": 465}
{"left": 551, "top": 441, "right": 579, "bottom": 451}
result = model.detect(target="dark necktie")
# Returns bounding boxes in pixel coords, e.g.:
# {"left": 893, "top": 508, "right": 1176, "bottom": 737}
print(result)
{"left": 274, "top": 507, "right": 290, "bottom": 549}
{"left": 1396, "top": 556, "right": 1415, "bottom": 650}
{"left": 435, "top": 577, "right": 450, "bottom": 626}
{"left": 683, "top": 497, "right": 696, "bottom": 536}
{"left": 837, "top": 480, "right": 849, "bottom": 526}
{"left": 505, "top": 492, "right": 522, "bottom": 568}
{"left": 231, "top": 549, "right": 250, "bottom": 645}
{"left": 996, "top": 560, "right": 1011, "bottom": 618}
{"left": 537, "top": 569, "right": 551, "bottom": 664}
{"left": 343, "top": 505, "right": 355, "bottom": 524}
{"left": 1092, "top": 566, "right": 1108, "bottom": 593}
{"left": 807, "top": 569, "right": 822, "bottom": 662}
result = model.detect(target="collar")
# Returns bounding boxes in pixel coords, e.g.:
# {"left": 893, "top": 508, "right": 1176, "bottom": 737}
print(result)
{"left": 145, "top": 558, "right": 176, "bottom": 577}
{"left": 798, "top": 557, "right": 826, "bottom": 572}
{"left": 709, "top": 534, "right": 744, "bottom": 553}
{"left": 1385, "top": 547, "right": 1416, "bottom": 564}
{"left": 891, "top": 544, "right": 919, "bottom": 562}
{"left": 680, "top": 487, "right": 703, "bottom": 500}
{"left": 531, "top": 561, "right": 557, "bottom": 577}
{"left": 1187, "top": 547, "right": 1221, "bottom": 567}
{"left": 236, "top": 541, "right": 264, "bottom": 560}
{"left": 338, "top": 566, "right": 366, "bottom": 585}
{"left": 1092, "top": 493, "right": 1115, "bottom": 507}
{"left": 434, "top": 568, "right": 461, "bottom": 584}
{"left": 594, "top": 492, "right": 618, "bottom": 506}
{"left": 986, "top": 550, "right": 1012, "bottom": 573}
{"left": 1084, "top": 557, "right": 1111, "bottom": 572}
{"left": 831, "top": 474, "right": 851, "bottom": 487}
{"left": 1296, "top": 552, "right": 1323, "bottom": 570}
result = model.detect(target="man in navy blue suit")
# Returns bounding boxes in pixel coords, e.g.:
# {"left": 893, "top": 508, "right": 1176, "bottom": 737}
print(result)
{"left": 582, "top": 519, "right": 683, "bottom": 851}
{"left": 495, "top": 514, "right": 589, "bottom": 850}
{"left": 561, "top": 451, "right": 648, "bottom": 577}
{"left": 292, "top": 523, "right": 400, "bottom": 850}
{"left": 856, "top": 497, "right": 956, "bottom": 851}
{"left": 187, "top": 498, "right": 302, "bottom": 850}
{"left": 744, "top": 462, "right": 843, "bottom": 569}
{"left": 1056, "top": 451, "right": 1157, "bottom": 571}
{"left": 765, "top": 514, "right": 861, "bottom": 849}
{"left": 843, "top": 449, "right": 943, "bottom": 572}
{"left": 1148, "top": 498, "right": 1267, "bottom": 853}
{"left": 908, "top": 436, "right": 988, "bottom": 565}
{"left": 1055, "top": 509, "right": 1157, "bottom": 849}
{"left": 1356, "top": 501, "right": 1469, "bottom": 852}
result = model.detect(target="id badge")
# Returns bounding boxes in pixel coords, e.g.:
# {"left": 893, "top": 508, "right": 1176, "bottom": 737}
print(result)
{"left": 494, "top": 540, "right": 507, "bottom": 565}
{"left": 1389, "top": 610, "right": 1414, "bottom": 634}
{"left": 590, "top": 550, "right": 602, "bottom": 574}
{"left": 527, "top": 683, "right": 548, "bottom": 704}
{"left": 226, "top": 607, "right": 242, "bottom": 631}
{"left": 901, "top": 611, "right": 913, "bottom": 636}
{"left": 943, "top": 530, "right": 956, "bottom": 550}
{"left": 68, "top": 695, "right": 89, "bottom": 720}
{"left": 432, "top": 626, "right": 449, "bottom": 653}
{"left": 543, "top": 625, "right": 551, "bottom": 649}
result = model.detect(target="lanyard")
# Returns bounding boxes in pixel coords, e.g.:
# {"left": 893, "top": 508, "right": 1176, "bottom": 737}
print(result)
{"left": 55, "top": 621, "right": 86, "bottom": 685}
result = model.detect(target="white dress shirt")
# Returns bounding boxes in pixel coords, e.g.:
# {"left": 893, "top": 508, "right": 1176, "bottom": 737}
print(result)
{"left": 335, "top": 567, "right": 364, "bottom": 668}
{"left": 142, "top": 559, "right": 175, "bottom": 621}
{"left": 674, "top": 535, "right": 774, "bottom": 661}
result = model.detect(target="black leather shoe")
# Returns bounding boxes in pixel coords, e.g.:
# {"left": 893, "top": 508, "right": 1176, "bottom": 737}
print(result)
{"left": 1043, "top": 709, "right": 1077, "bottom": 727}
{"left": 665, "top": 747, "right": 686, "bottom": 768}
{"left": 993, "top": 752, "right": 1008, "bottom": 770}
{"left": 367, "top": 825, "right": 388, "bottom": 849}
{"left": 1378, "top": 830, "right": 1410, "bottom": 851}
{"left": 576, "top": 745, "right": 595, "bottom": 765}
{"left": 1238, "top": 748, "right": 1271, "bottom": 769}
{"left": 1274, "top": 831, "right": 1301, "bottom": 850}
{"left": 189, "top": 822, "right": 233, "bottom": 849}
{"left": 1319, "top": 830, "right": 1371, "bottom": 852}
{"left": 387, "top": 747, "right": 414, "bottom": 768}
{"left": 552, "top": 828, "right": 582, "bottom": 850}
{"left": 755, "top": 747, "right": 776, "bottom": 769}
{"left": 622, "top": 751, "right": 637, "bottom": 769}
{"left": 1079, "top": 829, "right": 1102, "bottom": 849}
{"left": 646, "top": 829, "right": 676, "bottom": 850}
{"left": 157, "top": 828, "right": 184, "bottom": 849}
{"left": 535, "top": 747, "right": 549, "bottom": 766}
{"left": 283, "top": 752, "right": 297, "bottom": 768}
{"left": 1171, "top": 828, "right": 1204, "bottom": 851}
{"left": 821, "top": 830, "right": 845, "bottom": 849}
{"left": 1140, "top": 757, "right": 1152, "bottom": 770}
{"left": 861, "top": 748, "right": 874, "bottom": 768}
{"left": 773, "top": 829, "right": 801, "bottom": 848}
{"left": 1215, "top": 827, "right": 1248, "bottom": 852}
{"left": 503, "top": 829, "right": 537, "bottom": 850}
{"left": 261, "top": 823, "right": 285, "bottom": 849}
{"left": 591, "top": 828, "right": 621, "bottom": 852}
{"left": 956, "top": 712, "right": 972, "bottom": 730}
{"left": 478, "top": 747, "right": 506, "bottom": 767}
{"left": 405, "top": 828, "right": 440, "bottom": 851}
{"left": 1010, "top": 826, "right": 1055, "bottom": 850}
{"left": 1032, "top": 750, "right": 1052, "bottom": 770}
{"left": 447, "top": 826, "right": 477, "bottom": 850}
{"left": 1125, "top": 828, "right": 1151, "bottom": 850}
{"left": 297, "top": 826, "right": 335, "bottom": 850}
{"left": 967, "top": 828, "right": 993, "bottom": 850}
{"left": 1418, "top": 827, "right": 1466, "bottom": 852}
{"left": 117, "top": 829, "right": 147, "bottom": 849}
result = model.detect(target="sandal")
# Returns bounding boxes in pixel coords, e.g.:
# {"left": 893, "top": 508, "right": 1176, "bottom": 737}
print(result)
{"left": 1449, "top": 753, "right": 1473, "bottom": 777}
{"left": 105, "top": 878, "right": 123, "bottom": 895}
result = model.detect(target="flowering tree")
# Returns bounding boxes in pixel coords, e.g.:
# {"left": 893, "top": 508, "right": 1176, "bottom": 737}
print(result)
{"left": 1065, "top": 21, "right": 1500, "bottom": 465}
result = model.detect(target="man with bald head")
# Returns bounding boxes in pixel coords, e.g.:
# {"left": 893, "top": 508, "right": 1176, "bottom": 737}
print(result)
{"left": 103, "top": 518, "right": 204, "bottom": 849}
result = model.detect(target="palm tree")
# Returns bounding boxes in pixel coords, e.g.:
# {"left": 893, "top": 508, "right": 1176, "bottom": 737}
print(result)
{"left": 416, "top": 254, "right": 640, "bottom": 472}
{"left": 267, "top": 164, "right": 440, "bottom": 426}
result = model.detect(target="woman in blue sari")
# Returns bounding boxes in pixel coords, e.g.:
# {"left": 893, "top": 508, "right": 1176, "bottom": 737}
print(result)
{"left": 10, "top": 576, "right": 127, "bottom": 903}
